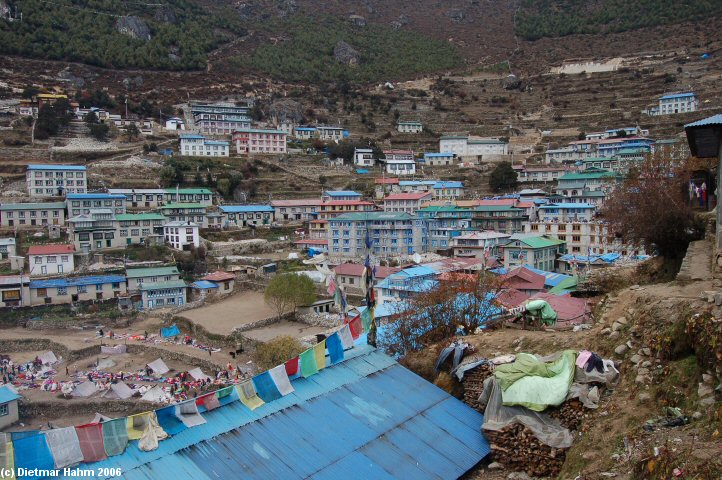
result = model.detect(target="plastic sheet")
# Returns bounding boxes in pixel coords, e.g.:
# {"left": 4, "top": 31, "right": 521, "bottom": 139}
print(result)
{"left": 161, "top": 324, "right": 181, "bottom": 338}
{"left": 146, "top": 358, "right": 169, "bottom": 375}
{"left": 137, "top": 413, "right": 167, "bottom": 452}
{"left": 44, "top": 427, "right": 84, "bottom": 469}
{"left": 72, "top": 381, "right": 97, "bottom": 398}
{"left": 479, "top": 377, "right": 573, "bottom": 449}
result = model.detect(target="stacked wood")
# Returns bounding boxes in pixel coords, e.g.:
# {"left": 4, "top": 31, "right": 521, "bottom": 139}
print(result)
{"left": 461, "top": 362, "right": 494, "bottom": 411}
{"left": 484, "top": 424, "right": 566, "bottom": 477}
{"left": 549, "top": 398, "right": 586, "bottom": 431}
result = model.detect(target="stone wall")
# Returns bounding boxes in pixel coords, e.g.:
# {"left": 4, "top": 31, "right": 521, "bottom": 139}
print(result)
{"left": 19, "top": 398, "right": 155, "bottom": 421}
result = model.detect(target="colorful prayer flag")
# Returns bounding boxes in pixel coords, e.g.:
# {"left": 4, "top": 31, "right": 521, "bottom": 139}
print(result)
{"left": 285, "top": 356, "right": 300, "bottom": 376}
{"left": 102, "top": 418, "right": 129, "bottom": 456}
{"left": 43, "top": 427, "right": 84, "bottom": 469}
{"left": 126, "top": 412, "right": 152, "bottom": 440}
{"left": 252, "top": 371, "right": 282, "bottom": 403}
{"left": 268, "top": 365, "right": 294, "bottom": 396}
{"left": 326, "top": 332, "right": 344, "bottom": 364}
{"left": 347, "top": 315, "right": 362, "bottom": 339}
{"left": 75, "top": 423, "right": 107, "bottom": 462}
{"left": 299, "top": 348, "right": 318, "bottom": 378}
{"left": 235, "top": 381, "right": 264, "bottom": 410}
{"left": 361, "top": 307, "right": 373, "bottom": 333}
{"left": 338, "top": 324, "right": 354, "bottom": 349}
{"left": 313, "top": 340, "right": 327, "bottom": 370}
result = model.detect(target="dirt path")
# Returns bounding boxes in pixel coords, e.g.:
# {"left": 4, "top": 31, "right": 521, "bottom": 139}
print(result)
{"left": 179, "top": 291, "right": 277, "bottom": 335}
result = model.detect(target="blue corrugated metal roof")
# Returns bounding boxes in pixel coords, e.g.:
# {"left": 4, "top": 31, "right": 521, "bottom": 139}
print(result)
{"left": 219, "top": 205, "right": 274, "bottom": 213}
{"left": 661, "top": 92, "right": 695, "bottom": 100}
{"left": 27, "top": 164, "right": 86, "bottom": 171}
{"left": 434, "top": 181, "right": 464, "bottom": 189}
{"left": 0, "top": 386, "right": 20, "bottom": 403}
{"left": 61, "top": 345, "right": 489, "bottom": 480}
{"left": 522, "top": 265, "right": 572, "bottom": 288}
{"left": 29, "top": 275, "right": 125, "bottom": 288}
{"left": 540, "top": 203, "right": 594, "bottom": 209}
{"left": 424, "top": 152, "right": 454, "bottom": 158}
{"left": 685, "top": 114, "right": 722, "bottom": 128}
{"left": 325, "top": 190, "right": 362, "bottom": 197}
{"left": 191, "top": 280, "right": 218, "bottom": 289}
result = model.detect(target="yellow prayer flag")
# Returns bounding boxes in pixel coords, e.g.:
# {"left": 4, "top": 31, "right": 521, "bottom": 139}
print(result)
{"left": 235, "top": 382, "right": 264, "bottom": 411}
{"left": 313, "top": 340, "right": 327, "bottom": 370}
{"left": 126, "top": 412, "right": 152, "bottom": 440}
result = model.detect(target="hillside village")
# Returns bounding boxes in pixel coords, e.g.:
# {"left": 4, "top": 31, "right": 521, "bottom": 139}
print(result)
{"left": 0, "top": 8, "right": 721, "bottom": 479}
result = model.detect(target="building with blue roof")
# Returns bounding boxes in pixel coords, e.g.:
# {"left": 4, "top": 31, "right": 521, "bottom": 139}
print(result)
{"left": 0, "top": 385, "right": 20, "bottom": 429}
{"left": 58, "top": 344, "right": 489, "bottom": 480}
{"left": 375, "top": 265, "right": 438, "bottom": 304}
{"left": 28, "top": 275, "right": 127, "bottom": 306}
{"left": 538, "top": 203, "right": 595, "bottom": 222}
{"left": 67, "top": 193, "right": 127, "bottom": 216}
{"left": 423, "top": 152, "right": 456, "bottom": 166}
{"left": 645, "top": 91, "right": 699, "bottom": 116}
{"left": 433, "top": 180, "right": 464, "bottom": 200}
{"left": 180, "top": 134, "right": 229, "bottom": 157}
{"left": 219, "top": 204, "right": 275, "bottom": 227}
{"left": 521, "top": 264, "right": 573, "bottom": 288}
{"left": 558, "top": 252, "right": 622, "bottom": 274}
{"left": 26, "top": 164, "right": 87, "bottom": 198}
{"left": 322, "top": 190, "right": 362, "bottom": 201}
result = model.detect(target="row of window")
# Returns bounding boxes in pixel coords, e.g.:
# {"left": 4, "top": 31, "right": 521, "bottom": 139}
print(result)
{"left": 4, "top": 210, "right": 61, "bottom": 218}
{"left": 33, "top": 172, "right": 85, "bottom": 178}
{"left": 34, "top": 180, "right": 85, "bottom": 186}
{"left": 35, "top": 283, "right": 120, "bottom": 296}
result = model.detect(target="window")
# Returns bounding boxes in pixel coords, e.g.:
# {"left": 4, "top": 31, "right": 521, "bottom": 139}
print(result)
{"left": 36, "top": 288, "right": 47, "bottom": 297}
{"left": 47, "top": 256, "right": 57, "bottom": 263}
{"left": 57, "top": 287, "right": 67, "bottom": 295}
{"left": 131, "top": 229, "right": 140, "bottom": 236}
{"left": 96, "top": 283, "right": 103, "bottom": 291}
{"left": 34, "top": 257, "right": 42, "bottom": 264}
{"left": 0, "top": 403, "right": 8, "bottom": 416}
{"left": 77, "top": 285, "right": 87, "bottom": 294}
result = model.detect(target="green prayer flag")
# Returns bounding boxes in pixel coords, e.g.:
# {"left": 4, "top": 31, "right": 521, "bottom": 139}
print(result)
{"left": 361, "top": 307, "right": 372, "bottom": 332}
{"left": 299, "top": 348, "right": 318, "bottom": 378}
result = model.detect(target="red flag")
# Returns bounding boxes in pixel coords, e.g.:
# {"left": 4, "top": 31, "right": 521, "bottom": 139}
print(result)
{"left": 346, "top": 315, "right": 362, "bottom": 339}
{"left": 195, "top": 392, "right": 215, "bottom": 406}
{"left": 285, "top": 356, "right": 300, "bottom": 376}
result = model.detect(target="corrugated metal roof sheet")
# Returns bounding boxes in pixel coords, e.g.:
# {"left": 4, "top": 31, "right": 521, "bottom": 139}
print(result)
{"left": 62, "top": 346, "right": 489, "bottom": 480}
{"left": 29, "top": 275, "right": 125, "bottom": 288}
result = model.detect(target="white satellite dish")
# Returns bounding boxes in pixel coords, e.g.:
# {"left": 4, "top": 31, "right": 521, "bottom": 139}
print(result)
{"left": 412, "top": 252, "right": 422, "bottom": 264}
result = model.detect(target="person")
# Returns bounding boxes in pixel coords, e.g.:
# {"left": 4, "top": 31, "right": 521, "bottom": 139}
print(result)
{"left": 144, "top": 330, "right": 148, "bottom": 339}
{"left": 99, "top": 328, "right": 104, "bottom": 338}
{"left": 65, "top": 366, "right": 69, "bottom": 376}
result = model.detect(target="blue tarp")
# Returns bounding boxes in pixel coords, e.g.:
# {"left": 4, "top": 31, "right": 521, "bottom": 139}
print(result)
{"left": 161, "top": 324, "right": 181, "bottom": 338}
{"left": 355, "top": 169, "right": 369, "bottom": 174}
{"left": 13, "top": 433, "right": 55, "bottom": 479}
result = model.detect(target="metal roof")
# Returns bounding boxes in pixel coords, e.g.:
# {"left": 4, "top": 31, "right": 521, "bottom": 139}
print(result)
{"left": 29, "top": 275, "right": 125, "bottom": 288}
{"left": 26, "top": 164, "right": 85, "bottom": 171}
{"left": 125, "top": 266, "right": 180, "bottom": 279}
{"left": 324, "top": 190, "right": 362, "bottom": 197}
{"left": 61, "top": 345, "right": 489, "bottom": 480}
{"left": 219, "top": 205, "right": 274, "bottom": 213}
{"left": 139, "top": 280, "right": 187, "bottom": 291}
{"left": 685, "top": 114, "right": 722, "bottom": 157}
{"left": 190, "top": 280, "right": 218, "bottom": 289}
{"left": 660, "top": 92, "right": 696, "bottom": 99}
{"left": 116, "top": 213, "right": 166, "bottom": 221}
{"left": 0, "top": 386, "right": 20, "bottom": 404}
{"left": 0, "top": 202, "right": 65, "bottom": 211}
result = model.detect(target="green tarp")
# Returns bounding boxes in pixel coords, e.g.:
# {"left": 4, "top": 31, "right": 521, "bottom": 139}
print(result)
{"left": 524, "top": 299, "right": 557, "bottom": 325}
{"left": 494, "top": 351, "right": 577, "bottom": 412}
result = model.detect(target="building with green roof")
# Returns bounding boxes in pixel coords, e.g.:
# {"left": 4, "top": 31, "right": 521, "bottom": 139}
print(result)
{"left": 126, "top": 266, "right": 181, "bottom": 291}
{"left": 503, "top": 234, "right": 567, "bottom": 272}
{"left": 160, "top": 202, "right": 207, "bottom": 228}
{"left": 139, "top": 279, "right": 187, "bottom": 310}
{"left": 471, "top": 205, "right": 526, "bottom": 234}
{"left": 164, "top": 188, "right": 213, "bottom": 207}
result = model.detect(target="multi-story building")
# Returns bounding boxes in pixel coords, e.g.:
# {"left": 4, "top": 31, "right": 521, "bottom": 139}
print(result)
{"left": 439, "top": 136, "right": 508, "bottom": 157}
{"left": 317, "top": 201, "right": 376, "bottom": 221}
{"left": 555, "top": 170, "right": 621, "bottom": 200}
{"left": 68, "top": 209, "right": 117, "bottom": 252}
{"left": 333, "top": 263, "right": 400, "bottom": 295}
{"left": 116, "top": 213, "right": 165, "bottom": 247}
{"left": 26, "top": 165, "right": 87, "bottom": 197}
{"left": 309, "top": 219, "right": 328, "bottom": 239}
{"left": 232, "top": 128, "right": 288, "bottom": 155}
{"left": 28, "top": 275, "right": 127, "bottom": 306}
{"left": 502, "top": 234, "right": 566, "bottom": 271}
{"left": 417, "top": 205, "right": 473, "bottom": 251}
{"left": 327, "top": 212, "right": 427, "bottom": 260}
{"left": 190, "top": 103, "right": 251, "bottom": 135}
{"left": 383, "top": 192, "right": 433, "bottom": 214}
{"left": 271, "top": 199, "right": 324, "bottom": 222}
{"left": 471, "top": 205, "right": 526, "bottom": 234}
{"left": 397, "top": 121, "right": 423, "bottom": 134}
{"left": 354, "top": 148, "right": 376, "bottom": 167}
{"left": 159, "top": 203, "right": 207, "bottom": 228}
{"left": 66, "top": 193, "right": 126, "bottom": 216}
{"left": 0, "top": 238, "right": 16, "bottom": 259}
{"left": 164, "top": 188, "right": 214, "bottom": 207}
{"left": 293, "top": 127, "right": 317, "bottom": 139}
{"left": 537, "top": 203, "right": 595, "bottom": 222}
{"left": 383, "top": 150, "right": 415, "bottom": 162}
{"left": 0, "top": 202, "right": 66, "bottom": 228}
{"left": 163, "top": 221, "right": 200, "bottom": 250}
{"left": 317, "top": 126, "right": 345, "bottom": 142}
{"left": 514, "top": 165, "right": 570, "bottom": 183}
{"left": 108, "top": 189, "right": 166, "bottom": 209}
{"left": 179, "top": 134, "right": 230, "bottom": 157}
{"left": 451, "top": 231, "right": 511, "bottom": 259}
{"left": 524, "top": 220, "right": 642, "bottom": 256}
{"left": 219, "top": 205, "right": 275, "bottom": 227}
{"left": 433, "top": 181, "right": 464, "bottom": 200}
{"left": 374, "top": 265, "right": 438, "bottom": 305}
{"left": 645, "top": 92, "right": 699, "bottom": 116}
{"left": 126, "top": 266, "right": 181, "bottom": 291}
{"left": 423, "top": 153, "right": 456, "bottom": 166}
{"left": 140, "top": 280, "right": 187, "bottom": 310}
{"left": 385, "top": 159, "right": 416, "bottom": 176}
{"left": 27, "top": 244, "right": 75, "bottom": 276}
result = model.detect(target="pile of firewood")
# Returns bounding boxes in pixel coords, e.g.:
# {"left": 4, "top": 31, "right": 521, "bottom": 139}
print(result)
{"left": 484, "top": 424, "right": 566, "bottom": 477}
{"left": 461, "top": 362, "right": 494, "bottom": 411}
{"left": 549, "top": 398, "right": 587, "bottom": 431}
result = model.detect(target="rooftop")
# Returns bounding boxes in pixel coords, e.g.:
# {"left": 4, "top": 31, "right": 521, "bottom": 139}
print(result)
{"left": 0, "top": 385, "right": 21, "bottom": 404}
{"left": 201, "top": 271, "right": 235, "bottom": 282}
{"left": 139, "top": 280, "right": 188, "bottom": 291}
{"left": 29, "top": 275, "right": 125, "bottom": 288}
{"left": 165, "top": 188, "right": 213, "bottom": 195}
{"left": 66, "top": 193, "right": 126, "bottom": 200}
{"left": 332, "top": 212, "right": 416, "bottom": 221}
{"left": 0, "top": 202, "right": 66, "bottom": 211}
{"left": 271, "top": 199, "right": 325, "bottom": 207}
{"left": 661, "top": 92, "right": 696, "bottom": 99}
{"left": 59, "top": 345, "right": 489, "bottom": 480}
{"left": 333, "top": 263, "right": 400, "bottom": 279}
{"left": 324, "top": 191, "right": 362, "bottom": 197}
{"left": 384, "top": 192, "right": 432, "bottom": 201}
{"left": 160, "top": 203, "right": 206, "bottom": 209}
{"left": 125, "top": 266, "right": 180, "bottom": 279}
{"left": 27, "top": 244, "right": 75, "bottom": 255}
{"left": 115, "top": 213, "right": 166, "bottom": 221}
{"left": 26, "top": 164, "right": 86, "bottom": 171}
{"left": 233, "top": 128, "right": 287, "bottom": 135}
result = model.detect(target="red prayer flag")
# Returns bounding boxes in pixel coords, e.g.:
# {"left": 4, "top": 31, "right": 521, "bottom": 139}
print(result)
{"left": 75, "top": 423, "right": 107, "bottom": 462}
{"left": 285, "top": 357, "right": 300, "bottom": 376}
{"left": 195, "top": 392, "right": 215, "bottom": 406}
{"left": 347, "top": 315, "right": 362, "bottom": 339}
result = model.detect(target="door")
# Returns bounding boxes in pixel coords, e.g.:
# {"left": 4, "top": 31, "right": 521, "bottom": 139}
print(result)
{"left": 41, "top": 266, "right": 47, "bottom": 275}
{"left": 177, "top": 297, "right": 183, "bottom": 306}
{"left": 148, "top": 300, "right": 153, "bottom": 310}
{"left": 58, "top": 265, "right": 63, "bottom": 274}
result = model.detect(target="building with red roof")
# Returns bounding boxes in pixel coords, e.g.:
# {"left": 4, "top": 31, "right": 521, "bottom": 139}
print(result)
{"left": 27, "top": 244, "right": 75, "bottom": 277}
{"left": 383, "top": 191, "right": 433, "bottom": 214}
{"left": 500, "top": 266, "right": 546, "bottom": 295}
{"left": 201, "top": 271, "right": 235, "bottom": 294}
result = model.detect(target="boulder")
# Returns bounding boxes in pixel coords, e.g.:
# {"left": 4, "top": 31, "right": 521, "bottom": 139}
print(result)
{"left": 698, "top": 383, "right": 713, "bottom": 398}
{"left": 700, "top": 396, "right": 716, "bottom": 406}
{"left": 639, "top": 392, "right": 651, "bottom": 402}
{"left": 609, "top": 331, "right": 620, "bottom": 340}
{"left": 702, "top": 373, "right": 713, "bottom": 384}
{"left": 488, "top": 462, "right": 504, "bottom": 470}
{"left": 600, "top": 328, "right": 611, "bottom": 335}
{"left": 692, "top": 411, "right": 703, "bottom": 420}
{"left": 446, "top": 8, "right": 465, "bottom": 22}
{"left": 630, "top": 354, "right": 641, "bottom": 364}
{"left": 333, "top": 40, "right": 361, "bottom": 66}
{"left": 614, "top": 344, "right": 628, "bottom": 355}
{"left": 616, "top": 316, "right": 628, "bottom": 325}
{"left": 116, "top": 16, "right": 151, "bottom": 41}
{"left": 611, "top": 321, "right": 623, "bottom": 332}
{"left": 640, "top": 347, "right": 652, "bottom": 356}
{"left": 154, "top": 5, "right": 177, "bottom": 24}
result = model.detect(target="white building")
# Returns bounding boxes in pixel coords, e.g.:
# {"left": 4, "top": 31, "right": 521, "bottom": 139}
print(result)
{"left": 179, "top": 134, "right": 230, "bottom": 157}
{"left": 646, "top": 92, "right": 699, "bottom": 116}
{"left": 423, "top": 153, "right": 456, "bottom": 166}
{"left": 163, "top": 221, "right": 200, "bottom": 251}
{"left": 165, "top": 117, "right": 185, "bottom": 131}
{"left": 439, "top": 135, "right": 508, "bottom": 157}
{"left": 0, "top": 238, "right": 16, "bottom": 259}
{"left": 26, "top": 165, "right": 87, "bottom": 197}
{"left": 397, "top": 121, "right": 423, "bottom": 134}
{"left": 354, "top": 148, "right": 376, "bottom": 167}
{"left": 27, "top": 244, "right": 75, "bottom": 276}
{"left": 452, "top": 231, "right": 511, "bottom": 258}
{"left": 385, "top": 159, "right": 416, "bottom": 176}
{"left": 317, "top": 126, "right": 345, "bottom": 142}
{"left": 383, "top": 191, "right": 432, "bottom": 214}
